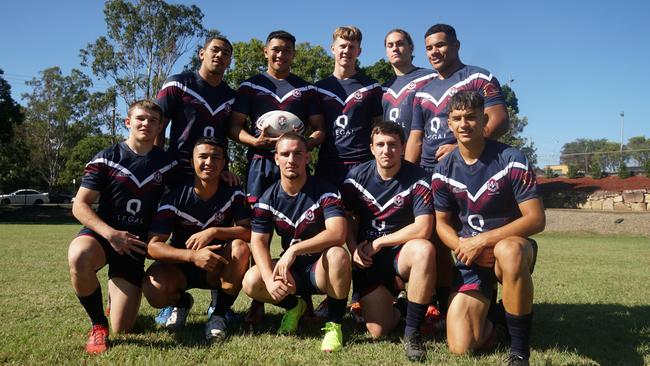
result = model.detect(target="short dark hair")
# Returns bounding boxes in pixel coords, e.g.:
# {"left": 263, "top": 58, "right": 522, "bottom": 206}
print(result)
{"left": 448, "top": 90, "right": 484, "bottom": 114}
{"left": 424, "top": 24, "right": 457, "bottom": 41}
{"left": 266, "top": 30, "right": 296, "bottom": 48}
{"left": 370, "top": 121, "right": 406, "bottom": 144}
{"left": 276, "top": 131, "right": 307, "bottom": 150}
{"left": 128, "top": 99, "right": 163, "bottom": 120}
{"left": 384, "top": 28, "right": 413, "bottom": 47}
{"left": 203, "top": 35, "right": 233, "bottom": 54}
{"left": 194, "top": 136, "right": 228, "bottom": 156}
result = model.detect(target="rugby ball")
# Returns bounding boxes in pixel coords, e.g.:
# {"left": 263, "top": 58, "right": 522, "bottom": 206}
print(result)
{"left": 255, "top": 110, "right": 305, "bottom": 137}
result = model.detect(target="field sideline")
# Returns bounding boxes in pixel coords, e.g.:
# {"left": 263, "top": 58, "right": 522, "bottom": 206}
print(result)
{"left": 0, "top": 224, "right": 648, "bottom": 365}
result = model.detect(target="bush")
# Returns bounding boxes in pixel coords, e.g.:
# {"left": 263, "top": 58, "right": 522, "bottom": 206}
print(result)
{"left": 645, "top": 160, "right": 650, "bottom": 176}
{"left": 567, "top": 165, "right": 580, "bottom": 179}
{"left": 544, "top": 166, "right": 556, "bottom": 178}
{"left": 618, "top": 162, "right": 631, "bottom": 179}
{"left": 589, "top": 161, "right": 603, "bottom": 179}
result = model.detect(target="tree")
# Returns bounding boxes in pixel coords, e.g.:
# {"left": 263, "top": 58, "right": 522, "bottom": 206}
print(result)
{"left": 87, "top": 88, "right": 123, "bottom": 143}
{"left": 22, "top": 67, "right": 95, "bottom": 190}
{"left": 0, "top": 69, "right": 24, "bottom": 143}
{"left": 567, "top": 164, "right": 580, "bottom": 179}
{"left": 60, "top": 135, "right": 114, "bottom": 190}
{"left": 618, "top": 161, "right": 631, "bottom": 179}
{"left": 80, "top": 0, "right": 206, "bottom": 105}
{"left": 626, "top": 135, "right": 650, "bottom": 167}
{"left": 360, "top": 59, "right": 393, "bottom": 84}
{"left": 561, "top": 138, "right": 623, "bottom": 173}
{"left": 498, "top": 84, "right": 537, "bottom": 167}
{"left": 292, "top": 43, "right": 333, "bottom": 84}
{"left": 589, "top": 161, "right": 603, "bottom": 179}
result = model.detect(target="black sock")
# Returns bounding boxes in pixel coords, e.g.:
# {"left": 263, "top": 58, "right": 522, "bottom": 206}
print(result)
{"left": 78, "top": 287, "right": 108, "bottom": 326}
{"left": 210, "top": 288, "right": 219, "bottom": 308}
{"left": 212, "top": 290, "right": 237, "bottom": 318}
{"left": 175, "top": 292, "right": 192, "bottom": 308}
{"left": 404, "top": 301, "right": 428, "bottom": 337}
{"left": 276, "top": 295, "right": 298, "bottom": 310}
{"left": 506, "top": 311, "right": 533, "bottom": 359}
{"left": 326, "top": 297, "right": 347, "bottom": 324}
{"left": 436, "top": 286, "right": 450, "bottom": 315}
{"left": 487, "top": 300, "right": 506, "bottom": 327}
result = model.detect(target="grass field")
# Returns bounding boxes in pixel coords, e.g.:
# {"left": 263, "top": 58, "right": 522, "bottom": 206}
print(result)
{"left": 0, "top": 224, "right": 648, "bottom": 365}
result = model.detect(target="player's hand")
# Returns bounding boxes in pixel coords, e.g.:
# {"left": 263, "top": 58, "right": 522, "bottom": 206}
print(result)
{"left": 352, "top": 241, "right": 373, "bottom": 269}
{"left": 265, "top": 278, "right": 294, "bottom": 302}
{"left": 190, "top": 244, "right": 228, "bottom": 271}
{"left": 455, "top": 236, "right": 486, "bottom": 266}
{"left": 474, "top": 247, "right": 495, "bottom": 268}
{"left": 255, "top": 127, "right": 280, "bottom": 148}
{"left": 107, "top": 230, "right": 147, "bottom": 256}
{"left": 185, "top": 229, "right": 216, "bottom": 250}
{"left": 435, "top": 143, "right": 457, "bottom": 161}
{"left": 272, "top": 248, "right": 296, "bottom": 284}
{"left": 220, "top": 170, "right": 241, "bottom": 186}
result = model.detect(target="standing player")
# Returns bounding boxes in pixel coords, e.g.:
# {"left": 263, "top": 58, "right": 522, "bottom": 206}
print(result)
{"left": 432, "top": 91, "right": 544, "bottom": 365}
{"left": 68, "top": 100, "right": 177, "bottom": 354}
{"left": 241, "top": 133, "right": 351, "bottom": 353}
{"left": 382, "top": 29, "right": 436, "bottom": 137}
{"left": 342, "top": 122, "right": 436, "bottom": 362}
{"left": 143, "top": 137, "right": 251, "bottom": 341}
{"left": 229, "top": 30, "right": 325, "bottom": 204}
{"left": 406, "top": 24, "right": 510, "bottom": 316}
{"left": 315, "top": 26, "right": 383, "bottom": 188}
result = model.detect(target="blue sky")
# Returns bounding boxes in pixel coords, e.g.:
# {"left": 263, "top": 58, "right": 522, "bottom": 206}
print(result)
{"left": 2, "top": 0, "right": 648, "bottom": 166}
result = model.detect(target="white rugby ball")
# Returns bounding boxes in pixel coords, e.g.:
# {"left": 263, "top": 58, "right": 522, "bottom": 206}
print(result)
{"left": 255, "top": 110, "right": 305, "bottom": 137}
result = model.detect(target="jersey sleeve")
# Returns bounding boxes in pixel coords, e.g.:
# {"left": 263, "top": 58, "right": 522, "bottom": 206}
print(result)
{"left": 412, "top": 178, "right": 434, "bottom": 216}
{"left": 320, "top": 191, "right": 345, "bottom": 219}
{"left": 304, "top": 86, "right": 322, "bottom": 117}
{"left": 507, "top": 150, "right": 539, "bottom": 203}
{"left": 340, "top": 174, "right": 362, "bottom": 213}
{"left": 410, "top": 95, "right": 425, "bottom": 132}
{"left": 232, "top": 82, "right": 253, "bottom": 116}
{"left": 80, "top": 152, "right": 109, "bottom": 192}
{"left": 251, "top": 196, "right": 275, "bottom": 234}
{"left": 155, "top": 77, "right": 182, "bottom": 120}
{"left": 431, "top": 169, "right": 457, "bottom": 213}
{"left": 148, "top": 192, "right": 177, "bottom": 236}
{"left": 370, "top": 84, "right": 384, "bottom": 118}
{"left": 231, "top": 188, "right": 252, "bottom": 223}
{"left": 477, "top": 75, "right": 505, "bottom": 108}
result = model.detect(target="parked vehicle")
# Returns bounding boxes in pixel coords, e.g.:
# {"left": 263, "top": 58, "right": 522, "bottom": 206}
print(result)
{"left": 48, "top": 192, "right": 74, "bottom": 204}
{"left": 0, "top": 189, "right": 50, "bottom": 205}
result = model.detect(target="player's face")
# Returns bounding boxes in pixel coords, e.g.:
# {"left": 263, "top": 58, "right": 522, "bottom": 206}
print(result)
{"left": 125, "top": 107, "right": 162, "bottom": 142}
{"left": 331, "top": 37, "right": 361, "bottom": 68}
{"left": 192, "top": 143, "right": 225, "bottom": 182}
{"left": 264, "top": 38, "right": 295, "bottom": 75}
{"left": 424, "top": 32, "right": 460, "bottom": 73}
{"left": 385, "top": 32, "right": 413, "bottom": 68}
{"left": 199, "top": 39, "right": 232, "bottom": 75}
{"left": 370, "top": 132, "right": 403, "bottom": 170}
{"left": 448, "top": 108, "right": 485, "bottom": 144}
{"left": 275, "top": 139, "right": 308, "bottom": 180}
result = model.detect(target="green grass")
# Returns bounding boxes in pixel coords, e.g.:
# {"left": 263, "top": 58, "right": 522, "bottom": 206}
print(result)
{"left": 0, "top": 225, "right": 648, "bottom": 365}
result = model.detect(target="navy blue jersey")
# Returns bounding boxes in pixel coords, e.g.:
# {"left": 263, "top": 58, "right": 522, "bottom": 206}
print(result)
{"left": 233, "top": 72, "right": 321, "bottom": 159}
{"left": 156, "top": 71, "right": 236, "bottom": 176}
{"left": 382, "top": 67, "right": 436, "bottom": 137}
{"left": 81, "top": 142, "right": 177, "bottom": 240}
{"left": 252, "top": 177, "right": 345, "bottom": 252}
{"left": 342, "top": 160, "right": 433, "bottom": 243}
{"left": 411, "top": 65, "right": 505, "bottom": 168}
{"left": 432, "top": 140, "right": 539, "bottom": 238}
{"left": 315, "top": 74, "right": 383, "bottom": 163}
{"left": 149, "top": 183, "right": 250, "bottom": 249}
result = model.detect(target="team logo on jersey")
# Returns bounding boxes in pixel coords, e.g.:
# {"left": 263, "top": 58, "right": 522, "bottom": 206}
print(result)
{"left": 394, "top": 194, "right": 404, "bottom": 207}
{"left": 292, "top": 90, "right": 302, "bottom": 98}
{"left": 452, "top": 186, "right": 466, "bottom": 194}
{"left": 407, "top": 81, "right": 416, "bottom": 90}
{"left": 216, "top": 211, "right": 225, "bottom": 223}
{"left": 449, "top": 87, "right": 458, "bottom": 96}
{"left": 305, "top": 209, "right": 315, "bottom": 222}
{"left": 483, "top": 83, "right": 499, "bottom": 98}
{"left": 487, "top": 179, "right": 499, "bottom": 192}
{"left": 225, "top": 103, "right": 232, "bottom": 113}
{"left": 154, "top": 171, "right": 163, "bottom": 184}
{"left": 354, "top": 91, "right": 363, "bottom": 100}
{"left": 430, "top": 117, "right": 441, "bottom": 133}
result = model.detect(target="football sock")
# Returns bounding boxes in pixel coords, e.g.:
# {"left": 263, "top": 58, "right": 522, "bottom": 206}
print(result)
{"left": 404, "top": 301, "right": 428, "bottom": 337}
{"left": 326, "top": 297, "right": 347, "bottom": 324}
{"left": 277, "top": 295, "right": 298, "bottom": 310}
{"left": 212, "top": 290, "right": 237, "bottom": 318}
{"left": 210, "top": 289, "right": 219, "bottom": 308}
{"left": 436, "top": 286, "right": 450, "bottom": 314}
{"left": 487, "top": 300, "right": 506, "bottom": 326}
{"left": 175, "top": 292, "right": 192, "bottom": 308}
{"left": 506, "top": 311, "right": 533, "bottom": 359}
{"left": 78, "top": 286, "right": 108, "bottom": 326}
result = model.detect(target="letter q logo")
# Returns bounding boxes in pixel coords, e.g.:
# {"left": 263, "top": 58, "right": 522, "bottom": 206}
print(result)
{"left": 126, "top": 199, "right": 142, "bottom": 216}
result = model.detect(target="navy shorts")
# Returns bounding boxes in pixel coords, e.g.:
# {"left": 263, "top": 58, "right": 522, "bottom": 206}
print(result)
{"left": 171, "top": 243, "right": 231, "bottom": 290}
{"left": 452, "top": 238, "right": 538, "bottom": 300}
{"left": 352, "top": 245, "right": 402, "bottom": 297}
{"left": 78, "top": 228, "right": 145, "bottom": 288}
{"left": 286, "top": 254, "right": 321, "bottom": 296}
{"left": 315, "top": 160, "right": 367, "bottom": 189}
{"left": 246, "top": 156, "right": 279, "bottom": 204}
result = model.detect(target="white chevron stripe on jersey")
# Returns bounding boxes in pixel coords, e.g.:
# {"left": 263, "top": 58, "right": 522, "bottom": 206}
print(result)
{"left": 240, "top": 82, "right": 315, "bottom": 103}
{"left": 159, "top": 81, "right": 234, "bottom": 116}
{"left": 254, "top": 192, "right": 340, "bottom": 228}
{"left": 317, "top": 83, "right": 381, "bottom": 105}
{"left": 431, "top": 161, "right": 528, "bottom": 203}
{"left": 415, "top": 72, "right": 494, "bottom": 107}
{"left": 87, "top": 158, "right": 177, "bottom": 188}
{"left": 383, "top": 73, "right": 437, "bottom": 99}
{"left": 344, "top": 178, "right": 430, "bottom": 212}
{"left": 158, "top": 190, "right": 245, "bottom": 229}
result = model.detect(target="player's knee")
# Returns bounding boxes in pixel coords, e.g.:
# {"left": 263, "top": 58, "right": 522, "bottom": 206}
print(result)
{"left": 325, "top": 246, "right": 350, "bottom": 270}
{"left": 67, "top": 241, "right": 94, "bottom": 273}
{"left": 141, "top": 276, "right": 166, "bottom": 307}
{"left": 366, "top": 322, "right": 391, "bottom": 340}
{"left": 447, "top": 338, "right": 473, "bottom": 355}
{"left": 230, "top": 239, "right": 251, "bottom": 262}
{"left": 242, "top": 268, "right": 262, "bottom": 297}
{"left": 407, "top": 239, "right": 436, "bottom": 265}
{"left": 494, "top": 238, "right": 526, "bottom": 271}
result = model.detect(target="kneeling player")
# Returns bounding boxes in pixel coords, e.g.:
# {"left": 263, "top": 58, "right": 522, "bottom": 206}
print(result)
{"left": 242, "top": 133, "right": 350, "bottom": 352}
{"left": 432, "top": 91, "right": 544, "bottom": 365}
{"left": 68, "top": 100, "right": 176, "bottom": 353}
{"left": 342, "top": 122, "right": 436, "bottom": 362}
{"left": 143, "top": 137, "right": 251, "bottom": 341}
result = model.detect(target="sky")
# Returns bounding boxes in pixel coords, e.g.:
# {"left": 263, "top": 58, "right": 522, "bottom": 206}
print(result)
{"left": 2, "top": 0, "right": 649, "bottom": 166}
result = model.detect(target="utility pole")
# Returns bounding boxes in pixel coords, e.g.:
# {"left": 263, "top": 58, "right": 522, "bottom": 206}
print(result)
{"left": 620, "top": 111, "right": 624, "bottom": 156}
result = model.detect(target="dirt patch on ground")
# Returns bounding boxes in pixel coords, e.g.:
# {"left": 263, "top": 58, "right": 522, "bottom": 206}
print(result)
{"left": 538, "top": 175, "right": 650, "bottom": 193}
{"left": 544, "top": 209, "right": 650, "bottom": 237}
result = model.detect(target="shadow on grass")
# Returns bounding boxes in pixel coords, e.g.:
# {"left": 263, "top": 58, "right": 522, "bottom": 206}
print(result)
{"left": 0, "top": 205, "right": 77, "bottom": 224}
{"left": 534, "top": 302, "right": 649, "bottom": 365}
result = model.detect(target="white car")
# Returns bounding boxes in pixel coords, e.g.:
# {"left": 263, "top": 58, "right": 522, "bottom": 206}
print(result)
{"left": 0, "top": 189, "right": 50, "bottom": 205}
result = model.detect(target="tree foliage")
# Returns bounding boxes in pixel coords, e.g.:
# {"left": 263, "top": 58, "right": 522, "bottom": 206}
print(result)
{"left": 60, "top": 135, "right": 114, "bottom": 190}
{"left": 80, "top": 0, "right": 206, "bottom": 104}
{"left": 360, "top": 58, "right": 393, "bottom": 84}
{"left": 0, "top": 69, "right": 24, "bottom": 144}
{"left": 625, "top": 135, "right": 650, "bottom": 167}
{"left": 561, "top": 138, "right": 622, "bottom": 173}
{"left": 498, "top": 84, "right": 537, "bottom": 167}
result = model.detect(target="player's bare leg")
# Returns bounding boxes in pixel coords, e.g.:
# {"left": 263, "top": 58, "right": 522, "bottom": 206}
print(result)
{"left": 446, "top": 291, "right": 492, "bottom": 354}
{"left": 107, "top": 278, "right": 142, "bottom": 333}
{"left": 360, "top": 286, "right": 401, "bottom": 339}
{"left": 143, "top": 262, "right": 188, "bottom": 308}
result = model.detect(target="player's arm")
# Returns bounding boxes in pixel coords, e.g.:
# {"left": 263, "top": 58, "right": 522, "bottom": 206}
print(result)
{"left": 306, "top": 114, "right": 326, "bottom": 149}
{"left": 435, "top": 209, "right": 462, "bottom": 252}
{"left": 405, "top": 130, "right": 423, "bottom": 164}
{"left": 229, "top": 111, "right": 278, "bottom": 148}
{"left": 483, "top": 103, "right": 509, "bottom": 139}
{"left": 454, "top": 198, "right": 545, "bottom": 266}
{"left": 147, "top": 233, "right": 226, "bottom": 269}
{"left": 345, "top": 211, "right": 373, "bottom": 268}
{"left": 185, "top": 218, "right": 252, "bottom": 250}
{"left": 368, "top": 214, "right": 433, "bottom": 254}
{"left": 72, "top": 187, "right": 147, "bottom": 256}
